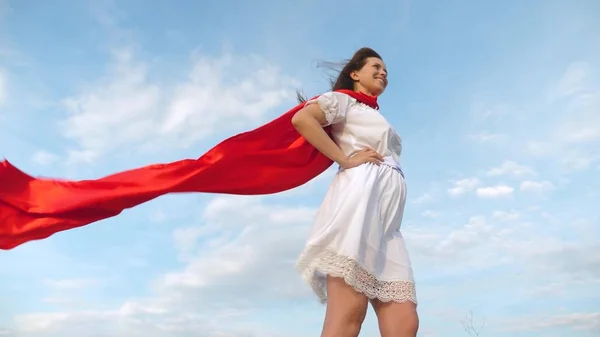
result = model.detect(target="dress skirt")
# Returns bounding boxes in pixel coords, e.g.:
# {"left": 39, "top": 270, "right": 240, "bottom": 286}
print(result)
{"left": 296, "top": 161, "right": 417, "bottom": 304}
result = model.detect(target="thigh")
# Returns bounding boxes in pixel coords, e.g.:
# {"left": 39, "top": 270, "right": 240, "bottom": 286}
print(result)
{"left": 371, "top": 299, "right": 419, "bottom": 337}
{"left": 321, "top": 276, "right": 369, "bottom": 337}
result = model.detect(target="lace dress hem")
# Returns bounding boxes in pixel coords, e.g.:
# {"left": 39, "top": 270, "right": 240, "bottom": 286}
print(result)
{"left": 296, "top": 247, "right": 418, "bottom": 305}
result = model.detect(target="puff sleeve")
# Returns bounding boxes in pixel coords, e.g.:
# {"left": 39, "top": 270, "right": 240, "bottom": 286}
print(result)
{"left": 305, "top": 91, "right": 352, "bottom": 126}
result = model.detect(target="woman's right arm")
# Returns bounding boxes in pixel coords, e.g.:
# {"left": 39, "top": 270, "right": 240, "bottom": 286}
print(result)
{"left": 291, "top": 104, "right": 351, "bottom": 167}
{"left": 291, "top": 103, "right": 383, "bottom": 169}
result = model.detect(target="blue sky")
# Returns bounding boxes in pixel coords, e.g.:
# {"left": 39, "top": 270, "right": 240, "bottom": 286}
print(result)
{"left": 1, "top": 0, "right": 599, "bottom": 336}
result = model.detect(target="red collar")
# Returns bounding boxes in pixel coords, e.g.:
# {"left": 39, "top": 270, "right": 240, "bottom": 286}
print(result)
{"left": 334, "top": 89, "right": 379, "bottom": 110}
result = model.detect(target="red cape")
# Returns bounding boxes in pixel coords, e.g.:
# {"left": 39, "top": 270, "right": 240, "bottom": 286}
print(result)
{"left": 0, "top": 89, "right": 378, "bottom": 250}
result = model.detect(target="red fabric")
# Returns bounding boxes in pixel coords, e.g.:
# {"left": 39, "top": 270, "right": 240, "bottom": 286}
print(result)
{"left": 0, "top": 89, "right": 378, "bottom": 250}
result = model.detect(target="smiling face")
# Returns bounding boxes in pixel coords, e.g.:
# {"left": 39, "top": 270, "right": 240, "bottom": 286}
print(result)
{"left": 350, "top": 57, "right": 388, "bottom": 97}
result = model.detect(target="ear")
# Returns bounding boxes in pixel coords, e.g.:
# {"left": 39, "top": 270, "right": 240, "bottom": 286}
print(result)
{"left": 350, "top": 70, "right": 360, "bottom": 81}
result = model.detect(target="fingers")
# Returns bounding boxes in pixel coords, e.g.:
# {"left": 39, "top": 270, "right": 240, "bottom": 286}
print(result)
{"left": 370, "top": 157, "right": 382, "bottom": 165}
{"left": 365, "top": 147, "right": 384, "bottom": 163}
{"left": 363, "top": 152, "right": 383, "bottom": 166}
{"left": 352, "top": 147, "right": 385, "bottom": 167}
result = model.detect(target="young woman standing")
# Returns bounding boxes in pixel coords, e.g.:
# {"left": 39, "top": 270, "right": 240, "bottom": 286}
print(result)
{"left": 293, "top": 48, "right": 419, "bottom": 337}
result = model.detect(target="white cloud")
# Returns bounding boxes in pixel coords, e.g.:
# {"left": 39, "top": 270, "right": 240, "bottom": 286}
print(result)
{"left": 407, "top": 207, "right": 600, "bottom": 288}
{"left": 476, "top": 185, "right": 514, "bottom": 198}
{"left": 149, "top": 208, "right": 167, "bottom": 223}
{"left": 554, "top": 62, "right": 590, "bottom": 99}
{"left": 527, "top": 62, "right": 600, "bottom": 172}
{"left": 60, "top": 48, "right": 161, "bottom": 163}
{"left": 60, "top": 48, "right": 298, "bottom": 164}
{"left": 41, "top": 297, "right": 87, "bottom": 306}
{"left": 42, "top": 278, "right": 101, "bottom": 290}
{"left": 31, "top": 150, "right": 59, "bottom": 166}
{"left": 565, "top": 127, "right": 600, "bottom": 143}
{"left": 163, "top": 196, "right": 316, "bottom": 300}
{"left": 486, "top": 160, "right": 536, "bottom": 177}
{"left": 407, "top": 215, "right": 502, "bottom": 269}
{"left": 421, "top": 210, "right": 440, "bottom": 218}
{"left": 562, "top": 154, "right": 596, "bottom": 171}
{"left": 497, "top": 233, "right": 600, "bottom": 281}
{"left": 559, "top": 82, "right": 600, "bottom": 157}
{"left": 492, "top": 210, "right": 520, "bottom": 221}
{"left": 10, "top": 307, "right": 288, "bottom": 337}
{"left": 506, "top": 312, "right": 600, "bottom": 333}
{"left": 525, "top": 140, "right": 553, "bottom": 157}
{"left": 448, "top": 178, "right": 479, "bottom": 196}
{"left": 435, "top": 216, "right": 492, "bottom": 255}
{"left": 516, "top": 62, "right": 600, "bottom": 176}
{"left": 159, "top": 54, "right": 297, "bottom": 143}
{"left": 520, "top": 180, "right": 555, "bottom": 193}
{"left": 412, "top": 182, "right": 444, "bottom": 204}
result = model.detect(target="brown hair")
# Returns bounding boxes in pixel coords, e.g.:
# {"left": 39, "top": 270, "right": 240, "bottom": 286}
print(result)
{"left": 297, "top": 47, "right": 383, "bottom": 103}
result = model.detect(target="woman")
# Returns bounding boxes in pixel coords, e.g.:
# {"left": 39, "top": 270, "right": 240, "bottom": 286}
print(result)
{"left": 292, "top": 48, "right": 419, "bottom": 337}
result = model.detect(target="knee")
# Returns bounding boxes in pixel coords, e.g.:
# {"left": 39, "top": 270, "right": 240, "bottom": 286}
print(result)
{"left": 381, "top": 310, "right": 419, "bottom": 337}
{"left": 325, "top": 305, "right": 367, "bottom": 337}
{"left": 343, "top": 306, "right": 368, "bottom": 332}
{"left": 404, "top": 313, "right": 419, "bottom": 335}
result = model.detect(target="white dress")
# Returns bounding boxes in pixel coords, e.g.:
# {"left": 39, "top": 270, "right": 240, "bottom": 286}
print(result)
{"left": 296, "top": 91, "right": 417, "bottom": 304}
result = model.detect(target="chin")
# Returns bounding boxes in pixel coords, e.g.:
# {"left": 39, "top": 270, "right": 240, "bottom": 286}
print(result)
{"left": 372, "top": 86, "right": 385, "bottom": 96}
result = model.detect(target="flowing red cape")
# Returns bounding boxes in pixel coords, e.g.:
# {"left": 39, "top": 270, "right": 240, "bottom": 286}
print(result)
{"left": 0, "top": 89, "right": 378, "bottom": 249}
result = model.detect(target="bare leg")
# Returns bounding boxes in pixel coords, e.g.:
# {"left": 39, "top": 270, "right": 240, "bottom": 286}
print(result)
{"left": 320, "top": 276, "right": 369, "bottom": 337}
{"left": 371, "top": 299, "right": 419, "bottom": 337}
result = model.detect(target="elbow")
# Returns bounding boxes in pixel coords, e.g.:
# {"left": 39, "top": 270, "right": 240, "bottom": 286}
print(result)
{"left": 291, "top": 111, "right": 304, "bottom": 129}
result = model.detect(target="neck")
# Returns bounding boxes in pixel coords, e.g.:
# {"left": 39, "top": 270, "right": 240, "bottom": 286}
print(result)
{"left": 353, "top": 85, "right": 376, "bottom": 98}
